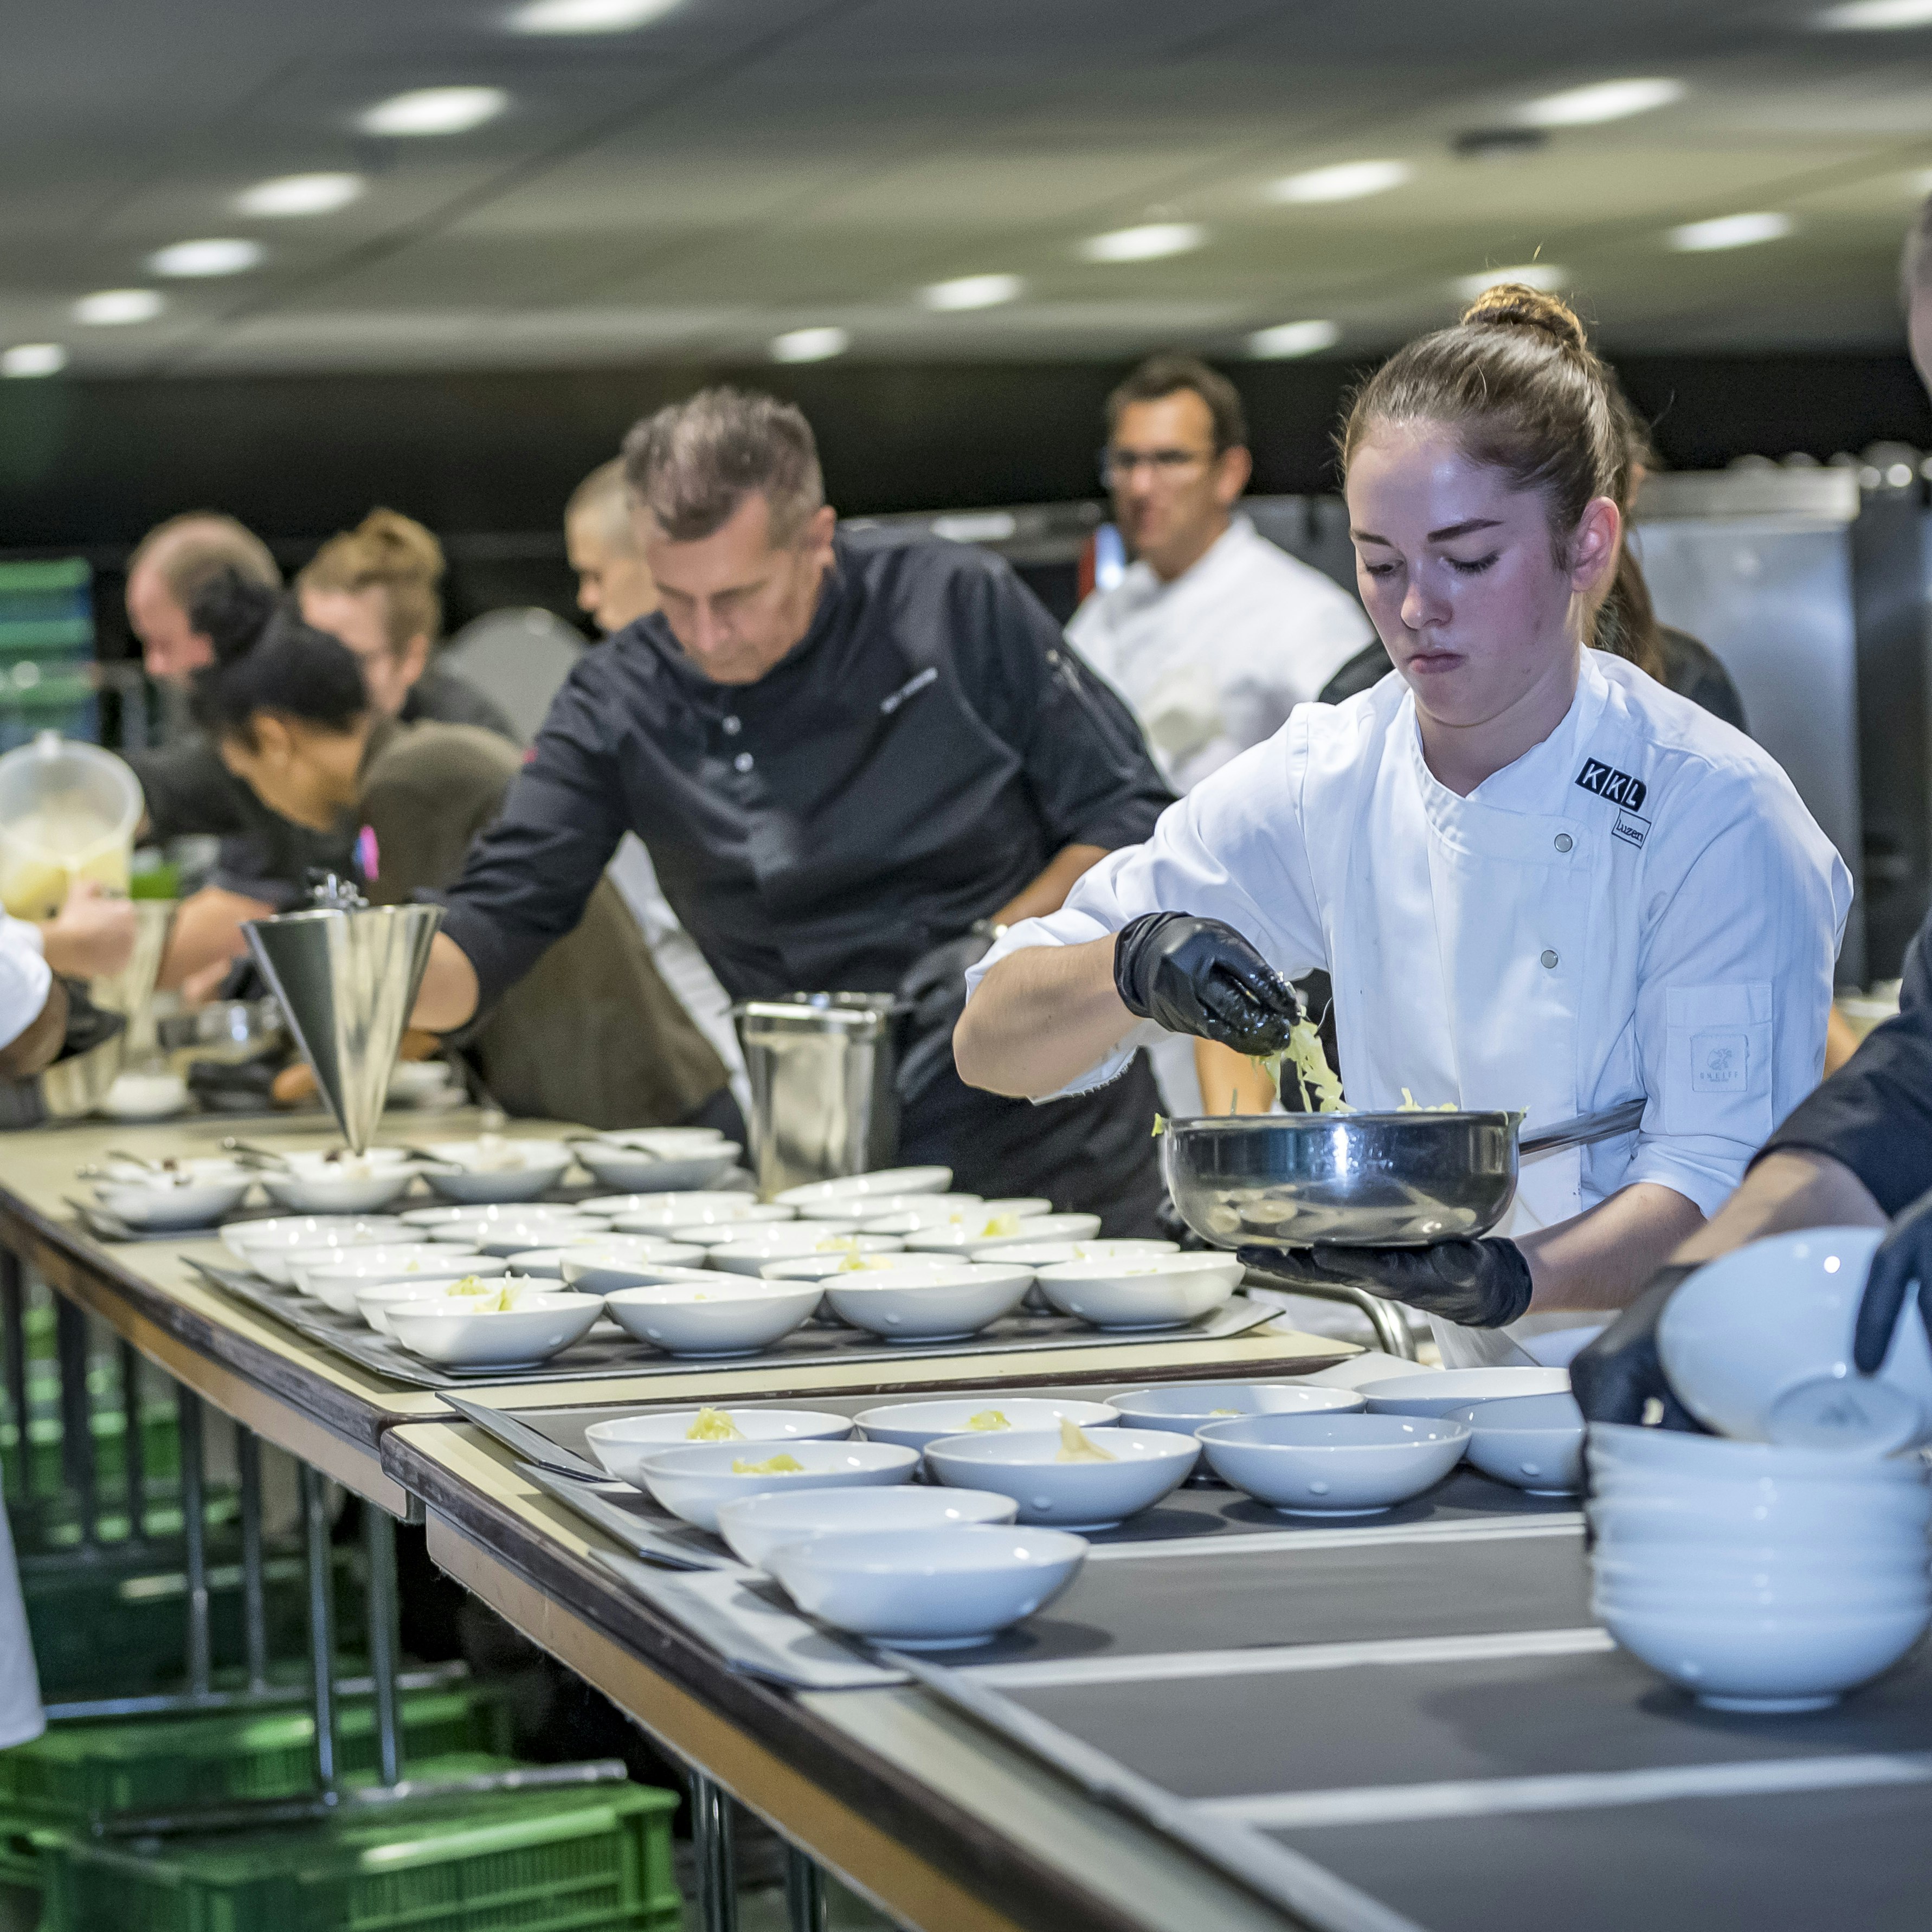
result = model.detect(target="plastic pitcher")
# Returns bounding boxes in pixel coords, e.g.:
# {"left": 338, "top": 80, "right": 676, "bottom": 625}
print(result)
{"left": 0, "top": 732, "right": 143, "bottom": 920}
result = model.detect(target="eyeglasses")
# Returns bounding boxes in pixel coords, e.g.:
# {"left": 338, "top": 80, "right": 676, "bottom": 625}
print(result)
{"left": 1098, "top": 445, "right": 1218, "bottom": 487}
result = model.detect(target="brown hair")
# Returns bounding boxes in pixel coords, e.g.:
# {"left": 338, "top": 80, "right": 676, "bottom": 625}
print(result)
{"left": 297, "top": 508, "right": 445, "bottom": 656}
{"left": 1341, "top": 285, "right": 1662, "bottom": 679}
{"left": 622, "top": 388, "right": 823, "bottom": 545}
{"left": 1106, "top": 353, "right": 1247, "bottom": 453}
{"left": 565, "top": 458, "right": 640, "bottom": 554}
{"left": 127, "top": 513, "right": 279, "bottom": 608}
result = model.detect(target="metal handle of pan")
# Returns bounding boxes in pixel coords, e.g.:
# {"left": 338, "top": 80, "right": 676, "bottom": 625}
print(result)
{"left": 1517, "top": 1096, "right": 1647, "bottom": 1158}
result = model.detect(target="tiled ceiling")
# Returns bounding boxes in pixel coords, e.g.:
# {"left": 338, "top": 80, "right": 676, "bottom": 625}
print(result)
{"left": 3, "top": 0, "right": 1930, "bottom": 376}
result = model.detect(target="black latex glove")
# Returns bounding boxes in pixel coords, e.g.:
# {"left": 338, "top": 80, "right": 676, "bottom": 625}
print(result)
{"left": 1854, "top": 1187, "right": 1932, "bottom": 1374}
{"left": 895, "top": 930, "right": 996, "bottom": 1105}
{"left": 1237, "top": 1237, "right": 1535, "bottom": 1330}
{"left": 1113, "top": 912, "right": 1298, "bottom": 1057}
{"left": 1568, "top": 1264, "right": 1706, "bottom": 1430}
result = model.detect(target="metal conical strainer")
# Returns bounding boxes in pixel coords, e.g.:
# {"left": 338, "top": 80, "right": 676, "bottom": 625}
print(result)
{"left": 243, "top": 876, "right": 443, "bottom": 1154}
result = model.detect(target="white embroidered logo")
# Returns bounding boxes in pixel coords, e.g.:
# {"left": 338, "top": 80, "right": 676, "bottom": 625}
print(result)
{"left": 1692, "top": 1032, "right": 1748, "bottom": 1091}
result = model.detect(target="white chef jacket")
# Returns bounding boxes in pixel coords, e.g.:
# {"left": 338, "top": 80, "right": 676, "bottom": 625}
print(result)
{"left": 0, "top": 917, "right": 48, "bottom": 1749}
{"left": 969, "top": 653, "right": 1852, "bottom": 1363}
{"left": 1067, "top": 516, "right": 1373, "bottom": 795}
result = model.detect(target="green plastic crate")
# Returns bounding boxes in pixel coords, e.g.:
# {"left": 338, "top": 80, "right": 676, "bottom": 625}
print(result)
{"left": 0, "top": 1685, "right": 511, "bottom": 1822}
{"left": 38, "top": 1776, "right": 682, "bottom": 1932}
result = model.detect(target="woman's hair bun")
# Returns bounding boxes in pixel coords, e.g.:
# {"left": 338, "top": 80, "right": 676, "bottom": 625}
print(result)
{"left": 188, "top": 568, "right": 281, "bottom": 666}
{"left": 1459, "top": 282, "right": 1588, "bottom": 352}
{"left": 350, "top": 507, "right": 444, "bottom": 583}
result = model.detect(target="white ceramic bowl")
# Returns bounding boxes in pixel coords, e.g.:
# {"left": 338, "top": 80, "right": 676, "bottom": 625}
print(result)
{"left": 1446, "top": 1391, "right": 1586, "bottom": 1494}
{"left": 855, "top": 1397, "right": 1121, "bottom": 1453}
{"left": 401, "top": 1202, "right": 564, "bottom": 1231}
{"left": 386, "top": 1287, "right": 603, "bottom": 1368}
{"left": 93, "top": 1170, "right": 255, "bottom": 1231}
{"left": 584, "top": 1408, "right": 854, "bottom": 1484}
{"left": 1595, "top": 1595, "right": 1931, "bottom": 1712}
{"left": 1109, "top": 1382, "right": 1365, "bottom": 1436}
{"left": 428, "top": 1213, "right": 605, "bottom": 1258}
{"left": 1359, "top": 1367, "right": 1572, "bottom": 1419}
{"left": 768, "top": 1524, "right": 1086, "bottom": 1647}
{"left": 558, "top": 1253, "right": 719, "bottom": 1296}
{"left": 603, "top": 1278, "right": 822, "bottom": 1356}
{"left": 1590, "top": 1480, "right": 1932, "bottom": 1546}
{"left": 925, "top": 1426, "right": 1199, "bottom": 1529}
{"left": 1034, "top": 1253, "right": 1244, "bottom": 1330}
{"left": 582, "top": 1190, "right": 762, "bottom": 1222}
{"left": 1591, "top": 1548, "right": 1931, "bottom": 1606}
{"left": 592, "top": 1126, "right": 727, "bottom": 1152}
{"left": 633, "top": 1439, "right": 917, "bottom": 1531}
{"left": 775, "top": 1167, "right": 954, "bottom": 1207}
{"left": 1658, "top": 1227, "right": 1932, "bottom": 1454}
{"left": 796, "top": 1193, "right": 977, "bottom": 1225}
{"left": 703, "top": 1228, "right": 886, "bottom": 1276}
{"left": 223, "top": 1215, "right": 409, "bottom": 1274}
{"left": 384, "top": 1060, "right": 456, "bottom": 1105}
{"left": 613, "top": 1201, "right": 794, "bottom": 1238}
{"left": 1197, "top": 1412, "right": 1472, "bottom": 1516}
{"left": 286, "top": 1239, "right": 472, "bottom": 1297}
{"left": 418, "top": 1138, "right": 576, "bottom": 1203}
{"left": 568, "top": 1138, "right": 743, "bottom": 1194}
{"left": 823, "top": 1263, "right": 1034, "bottom": 1342}
{"left": 99, "top": 1070, "right": 190, "bottom": 1120}
{"left": 1587, "top": 1422, "right": 1931, "bottom": 1488}
{"left": 513, "top": 1237, "right": 705, "bottom": 1282}
{"left": 355, "top": 1270, "right": 514, "bottom": 1332}
{"left": 757, "top": 1250, "right": 938, "bottom": 1285}
{"left": 716, "top": 1485, "right": 1020, "bottom": 1570}
{"left": 905, "top": 1212, "right": 1099, "bottom": 1256}
{"left": 976, "top": 1238, "right": 1176, "bottom": 1270}
{"left": 259, "top": 1148, "right": 420, "bottom": 1215}
{"left": 302, "top": 1250, "right": 500, "bottom": 1313}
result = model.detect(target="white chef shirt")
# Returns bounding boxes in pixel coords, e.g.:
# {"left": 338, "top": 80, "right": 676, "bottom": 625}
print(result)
{"left": 969, "top": 653, "right": 1852, "bottom": 1230}
{"left": 0, "top": 919, "right": 49, "bottom": 1055}
{"left": 1067, "top": 516, "right": 1373, "bottom": 794}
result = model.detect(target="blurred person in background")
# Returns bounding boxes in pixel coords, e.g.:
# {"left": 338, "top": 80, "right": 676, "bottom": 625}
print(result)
{"left": 411, "top": 388, "right": 1175, "bottom": 1233}
{"left": 297, "top": 510, "right": 516, "bottom": 738}
{"left": 563, "top": 458, "right": 745, "bottom": 1094}
{"left": 1070, "top": 353, "right": 1373, "bottom": 1119}
{"left": 189, "top": 571, "right": 735, "bottom": 1133}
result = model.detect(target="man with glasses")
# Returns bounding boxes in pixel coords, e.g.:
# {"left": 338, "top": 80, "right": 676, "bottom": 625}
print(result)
{"left": 1070, "top": 353, "right": 1371, "bottom": 1113}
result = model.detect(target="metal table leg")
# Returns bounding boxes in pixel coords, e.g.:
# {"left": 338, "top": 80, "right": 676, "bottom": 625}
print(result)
{"left": 119, "top": 1340, "right": 145, "bottom": 1545}
{"left": 690, "top": 1772, "right": 739, "bottom": 1932}
{"left": 55, "top": 1297, "right": 96, "bottom": 1546}
{"left": 784, "top": 1846, "right": 827, "bottom": 1932}
{"left": 300, "top": 1464, "right": 339, "bottom": 1798}
{"left": 1, "top": 1253, "right": 27, "bottom": 1518}
{"left": 363, "top": 1507, "right": 403, "bottom": 1786}
{"left": 236, "top": 1426, "right": 267, "bottom": 1691}
{"left": 177, "top": 1388, "right": 210, "bottom": 1696}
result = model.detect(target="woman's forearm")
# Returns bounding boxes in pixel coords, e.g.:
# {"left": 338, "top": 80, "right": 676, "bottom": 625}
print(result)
{"left": 1516, "top": 1181, "right": 1706, "bottom": 1313}
{"left": 953, "top": 935, "right": 1135, "bottom": 1098}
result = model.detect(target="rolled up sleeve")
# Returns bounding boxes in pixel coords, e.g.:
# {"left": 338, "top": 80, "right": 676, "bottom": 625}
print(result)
{"left": 0, "top": 921, "right": 52, "bottom": 1055}
{"left": 1622, "top": 780, "right": 1852, "bottom": 1218}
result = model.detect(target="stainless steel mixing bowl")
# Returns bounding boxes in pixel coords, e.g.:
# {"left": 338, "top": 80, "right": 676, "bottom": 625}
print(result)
{"left": 1160, "top": 1099, "right": 1645, "bottom": 1250}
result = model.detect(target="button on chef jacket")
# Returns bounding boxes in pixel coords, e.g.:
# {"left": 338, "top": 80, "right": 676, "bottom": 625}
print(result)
{"left": 1067, "top": 516, "right": 1373, "bottom": 794}
{"left": 969, "top": 652, "right": 1852, "bottom": 1360}
{"left": 439, "top": 525, "right": 1176, "bottom": 1229}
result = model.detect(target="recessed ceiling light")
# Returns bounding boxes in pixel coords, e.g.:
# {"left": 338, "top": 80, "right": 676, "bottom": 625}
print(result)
{"left": 1454, "top": 263, "right": 1567, "bottom": 300}
{"left": 1270, "top": 160, "right": 1411, "bottom": 204}
{"left": 770, "top": 326, "right": 849, "bottom": 364}
{"left": 235, "top": 172, "right": 365, "bottom": 218}
{"left": 0, "top": 344, "right": 66, "bottom": 379}
{"left": 359, "top": 86, "right": 508, "bottom": 138}
{"left": 1667, "top": 211, "right": 1793, "bottom": 252}
{"left": 1247, "top": 320, "right": 1341, "bottom": 359}
{"left": 74, "top": 289, "right": 164, "bottom": 326}
{"left": 1519, "top": 78, "right": 1685, "bottom": 127}
{"left": 1079, "top": 223, "right": 1206, "bottom": 264}
{"left": 920, "top": 273, "right": 1023, "bottom": 312}
{"left": 1817, "top": 0, "right": 1932, "bottom": 25}
{"left": 147, "top": 238, "right": 263, "bottom": 278}
{"left": 507, "top": 0, "right": 679, "bottom": 28}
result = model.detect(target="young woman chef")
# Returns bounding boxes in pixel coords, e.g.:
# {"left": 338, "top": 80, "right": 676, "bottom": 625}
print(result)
{"left": 956, "top": 286, "right": 1852, "bottom": 1367}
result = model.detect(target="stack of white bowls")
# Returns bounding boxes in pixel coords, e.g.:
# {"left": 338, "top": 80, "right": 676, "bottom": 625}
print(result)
{"left": 1589, "top": 1227, "right": 1932, "bottom": 1713}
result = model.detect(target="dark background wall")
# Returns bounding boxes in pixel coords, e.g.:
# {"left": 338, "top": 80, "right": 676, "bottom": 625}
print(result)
{"left": 3, "top": 351, "right": 1927, "bottom": 653}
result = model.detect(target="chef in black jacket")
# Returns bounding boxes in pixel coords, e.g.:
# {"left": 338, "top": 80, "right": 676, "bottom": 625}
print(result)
{"left": 412, "top": 387, "right": 1175, "bottom": 1232}
{"left": 1576, "top": 193, "right": 1932, "bottom": 1422}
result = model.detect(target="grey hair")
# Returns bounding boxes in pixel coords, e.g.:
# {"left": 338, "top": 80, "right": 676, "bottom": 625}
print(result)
{"left": 1904, "top": 192, "right": 1932, "bottom": 304}
{"left": 565, "top": 458, "right": 641, "bottom": 554}
{"left": 621, "top": 388, "right": 825, "bottom": 545}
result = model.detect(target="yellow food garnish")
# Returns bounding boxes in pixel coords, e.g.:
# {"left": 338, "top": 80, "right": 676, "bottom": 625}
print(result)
{"left": 978, "top": 1213, "right": 1021, "bottom": 1239}
{"left": 467, "top": 1286, "right": 520, "bottom": 1312}
{"left": 1055, "top": 1419, "right": 1117, "bottom": 1464}
{"left": 814, "top": 1235, "right": 860, "bottom": 1253}
{"left": 1151, "top": 1114, "right": 1168, "bottom": 1138}
{"left": 967, "top": 1409, "right": 1011, "bottom": 1431}
{"left": 1209, "top": 1407, "right": 1239, "bottom": 1416}
{"left": 686, "top": 1407, "right": 746, "bottom": 1442}
{"left": 1396, "top": 1088, "right": 1458, "bottom": 1113}
{"left": 1255, "top": 1016, "right": 1351, "bottom": 1114}
{"left": 449, "top": 1274, "right": 494, "bottom": 1297}
{"left": 731, "top": 1453, "right": 804, "bottom": 1475}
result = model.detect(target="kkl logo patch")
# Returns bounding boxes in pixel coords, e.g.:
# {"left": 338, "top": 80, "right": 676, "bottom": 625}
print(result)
{"left": 1574, "top": 759, "right": 1648, "bottom": 811}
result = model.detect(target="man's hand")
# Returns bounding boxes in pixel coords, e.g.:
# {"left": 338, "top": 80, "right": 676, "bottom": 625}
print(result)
{"left": 409, "top": 932, "right": 481, "bottom": 1034}
{"left": 1854, "top": 1188, "right": 1932, "bottom": 1374}
{"left": 39, "top": 882, "right": 137, "bottom": 980}
{"left": 1569, "top": 1264, "right": 1707, "bottom": 1429}
{"left": 1114, "top": 913, "right": 1298, "bottom": 1057}
{"left": 1236, "top": 1238, "right": 1535, "bottom": 1330}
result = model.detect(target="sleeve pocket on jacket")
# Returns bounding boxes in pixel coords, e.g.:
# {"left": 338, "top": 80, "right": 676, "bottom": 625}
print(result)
{"left": 1663, "top": 982, "right": 1773, "bottom": 1142}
